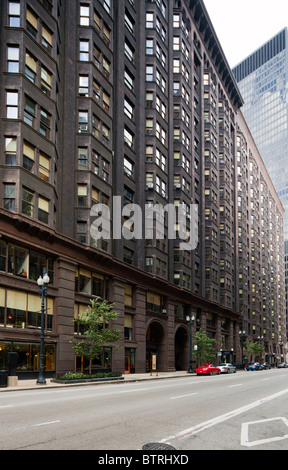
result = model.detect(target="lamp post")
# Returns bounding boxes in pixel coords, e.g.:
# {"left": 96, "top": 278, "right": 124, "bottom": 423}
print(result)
{"left": 239, "top": 330, "right": 246, "bottom": 365}
{"left": 36, "top": 273, "right": 50, "bottom": 385}
{"left": 258, "top": 335, "right": 264, "bottom": 363}
{"left": 186, "top": 315, "right": 195, "bottom": 373}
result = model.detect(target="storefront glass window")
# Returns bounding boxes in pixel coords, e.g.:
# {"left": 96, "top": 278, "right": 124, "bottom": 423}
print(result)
{"left": 0, "top": 342, "right": 55, "bottom": 373}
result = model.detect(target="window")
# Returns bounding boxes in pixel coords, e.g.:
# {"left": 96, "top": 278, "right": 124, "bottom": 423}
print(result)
{"left": 124, "top": 127, "right": 133, "bottom": 148}
{"left": 146, "top": 65, "right": 154, "bottom": 82}
{"left": 7, "top": 46, "right": 19, "bottom": 73}
{"left": 5, "top": 137, "right": 17, "bottom": 165}
{"left": 146, "top": 38, "right": 154, "bottom": 55}
{"left": 42, "top": 24, "right": 53, "bottom": 51}
{"left": 77, "top": 185, "right": 87, "bottom": 206}
{"left": 40, "top": 108, "right": 51, "bottom": 137}
{"left": 26, "top": 8, "right": 38, "bottom": 39}
{"left": 24, "top": 96, "right": 36, "bottom": 126}
{"left": 25, "top": 52, "right": 37, "bottom": 82}
{"left": 0, "top": 241, "right": 6, "bottom": 271}
{"left": 124, "top": 314, "right": 133, "bottom": 340}
{"left": 8, "top": 245, "right": 28, "bottom": 277}
{"left": 22, "top": 188, "right": 34, "bottom": 217}
{"left": 124, "top": 284, "right": 133, "bottom": 307}
{"left": 79, "top": 111, "right": 89, "bottom": 132}
{"left": 146, "top": 292, "right": 163, "bottom": 313}
{"left": 39, "top": 153, "right": 50, "bottom": 182}
{"left": 79, "top": 40, "right": 89, "bottom": 61}
{"left": 124, "top": 68, "right": 134, "bottom": 91}
{"left": 79, "top": 75, "right": 89, "bottom": 96}
{"left": 40, "top": 67, "right": 52, "bottom": 95}
{"left": 124, "top": 186, "right": 133, "bottom": 205}
{"left": 125, "top": 10, "right": 134, "bottom": 34}
{"left": 124, "top": 97, "right": 134, "bottom": 120}
{"left": 77, "top": 223, "right": 87, "bottom": 244}
{"left": 102, "top": 56, "right": 110, "bottom": 77}
{"left": 124, "top": 157, "right": 133, "bottom": 178}
{"left": 8, "top": 1, "right": 20, "bottom": 27}
{"left": 23, "top": 141, "right": 35, "bottom": 172}
{"left": 80, "top": 4, "right": 90, "bottom": 25}
{"left": 146, "top": 12, "right": 154, "bottom": 28}
{"left": 78, "top": 148, "right": 88, "bottom": 168}
{"left": 146, "top": 173, "right": 153, "bottom": 188}
{"left": 4, "top": 184, "right": 16, "bottom": 211}
{"left": 6, "top": 91, "right": 18, "bottom": 119}
{"left": 102, "top": 91, "right": 110, "bottom": 113}
{"left": 38, "top": 197, "right": 49, "bottom": 224}
{"left": 103, "top": 0, "right": 111, "bottom": 14}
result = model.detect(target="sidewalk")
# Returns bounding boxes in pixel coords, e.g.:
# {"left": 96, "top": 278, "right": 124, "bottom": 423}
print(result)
{"left": 0, "top": 370, "right": 192, "bottom": 392}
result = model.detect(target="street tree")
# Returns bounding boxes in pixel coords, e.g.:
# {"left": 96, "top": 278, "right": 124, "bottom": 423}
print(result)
{"left": 71, "top": 297, "right": 121, "bottom": 375}
{"left": 193, "top": 330, "right": 217, "bottom": 366}
{"left": 244, "top": 340, "right": 265, "bottom": 363}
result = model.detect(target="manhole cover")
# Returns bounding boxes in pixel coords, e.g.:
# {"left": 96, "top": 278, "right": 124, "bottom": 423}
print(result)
{"left": 142, "top": 442, "right": 176, "bottom": 450}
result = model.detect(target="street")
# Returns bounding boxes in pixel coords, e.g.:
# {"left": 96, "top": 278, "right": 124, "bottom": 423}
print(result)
{"left": 0, "top": 368, "right": 288, "bottom": 450}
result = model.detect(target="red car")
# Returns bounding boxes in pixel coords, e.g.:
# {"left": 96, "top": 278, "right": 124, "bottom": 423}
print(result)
{"left": 196, "top": 364, "right": 220, "bottom": 376}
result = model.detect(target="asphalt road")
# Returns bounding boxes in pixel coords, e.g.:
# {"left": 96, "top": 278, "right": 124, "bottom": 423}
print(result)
{"left": 1, "top": 368, "right": 288, "bottom": 451}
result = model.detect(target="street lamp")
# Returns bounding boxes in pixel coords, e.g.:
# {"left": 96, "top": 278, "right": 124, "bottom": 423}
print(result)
{"left": 36, "top": 273, "right": 50, "bottom": 385}
{"left": 239, "top": 330, "right": 246, "bottom": 365}
{"left": 258, "top": 335, "right": 264, "bottom": 363}
{"left": 186, "top": 315, "right": 195, "bottom": 373}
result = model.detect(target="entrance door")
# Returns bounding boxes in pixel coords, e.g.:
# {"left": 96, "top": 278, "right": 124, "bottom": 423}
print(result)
{"left": 75, "top": 355, "right": 83, "bottom": 373}
{"left": 125, "top": 355, "right": 130, "bottom": 374}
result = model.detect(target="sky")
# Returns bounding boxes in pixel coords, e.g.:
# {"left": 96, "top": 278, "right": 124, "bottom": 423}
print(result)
{"left": 203, "top": 0, "right": 288, "bottom": 68}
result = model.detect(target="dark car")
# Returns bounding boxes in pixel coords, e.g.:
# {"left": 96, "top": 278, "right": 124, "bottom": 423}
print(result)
{"left": 261, "top": 362, "right": 271, "bottom": 370}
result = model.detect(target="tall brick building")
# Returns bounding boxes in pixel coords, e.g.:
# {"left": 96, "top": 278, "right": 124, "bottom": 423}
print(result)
{"left": 0, "top": 0, "right": 286, "bottom": 377}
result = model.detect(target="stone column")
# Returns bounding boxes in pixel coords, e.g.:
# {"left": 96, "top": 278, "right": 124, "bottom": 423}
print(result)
{"left": 134, "top": 287, "right": 146, "bottom": 373}
{"left": 109, "top": 277, "right": 125, "bottom": 374}
{"left": 54, "top": 257, "right": 76, "bottom": 375}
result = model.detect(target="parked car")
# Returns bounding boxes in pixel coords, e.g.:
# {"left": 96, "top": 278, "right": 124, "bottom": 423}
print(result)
{"left": 218, "top": 363, "right": 237, "bottom": 374}
{"left": 245, "top": 362, "right": 262, "bottom": 371}
{"left": 196, "top": 364, "right": 220, "bottom": 376}
{"left": 278, "top": 362, "right": 287, "bottom": 368}
{"left": 261, "top": 362, "right": 271, "bottom": 370}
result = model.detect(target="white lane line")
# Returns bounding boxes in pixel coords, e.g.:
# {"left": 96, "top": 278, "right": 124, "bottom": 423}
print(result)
{"left": 228, "top": 384, "right": 243, "bottom": 388}
{"left": 161, "top": 387, "right": 288, "bottom": 444}
{"left": 0, "top": 405, "right": 15, "bottom": 409}
{"left": 119, "top": 388, "right": 151, "bottom": 393}
{"left": 170, "top": 393, "right": 199, "bottom": 400}
{"left": 33, "top": 420, "right": 61, "bottom": 427}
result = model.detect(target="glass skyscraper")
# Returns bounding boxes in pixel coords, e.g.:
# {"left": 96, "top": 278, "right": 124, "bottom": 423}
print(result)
{"left": 233, "top": 28, "right": 288, "bottom": 238}
{"left": 233, "top": 28, "right": 288, "bottom": 340}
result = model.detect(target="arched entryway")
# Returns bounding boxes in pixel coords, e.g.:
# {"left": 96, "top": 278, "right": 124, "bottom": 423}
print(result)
{"left": 175, "top": 325, "right": 189, "bottom": 370}
{"left": 146, "top": 320, "right": 166, "bottom": 372}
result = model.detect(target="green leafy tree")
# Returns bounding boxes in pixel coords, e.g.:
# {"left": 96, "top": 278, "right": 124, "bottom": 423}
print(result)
{"left": 244, "top": 340, "right": 264, "bottom": 362}
{"left": 193, "top": 330, "right": 217, "bottom": 366}
{"left": 71, "top": 298, "right": 121, "bottom": 375}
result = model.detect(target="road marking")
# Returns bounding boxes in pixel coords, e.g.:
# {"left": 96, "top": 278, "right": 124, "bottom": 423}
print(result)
{"left": 228, "top": 384, "right": 242, "bottom": 388}
{"left": 241, "top": 417, "right": 288, "bottom": 447}
{"left": 0, "top": 405, "right": 15, "bottom": 409}
{"left": 161, "top": 387, "right": 288, "bottom": 444}
{"left": 170, "top": 393, "right": 199, "bottom": 400}
{"left": 119, "top": 388, "right": 150, "bottom": 393}
{"left": 33, "top": 420, "right": 61, "bottom": 427}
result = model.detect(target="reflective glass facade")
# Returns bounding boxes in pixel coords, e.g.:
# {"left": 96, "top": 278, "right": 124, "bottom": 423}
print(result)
{"left": 233, "top": 28, "right": 288, "bottom": 239}
{"left": 233, "top": 28, "right": 288, "bottom": 339}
